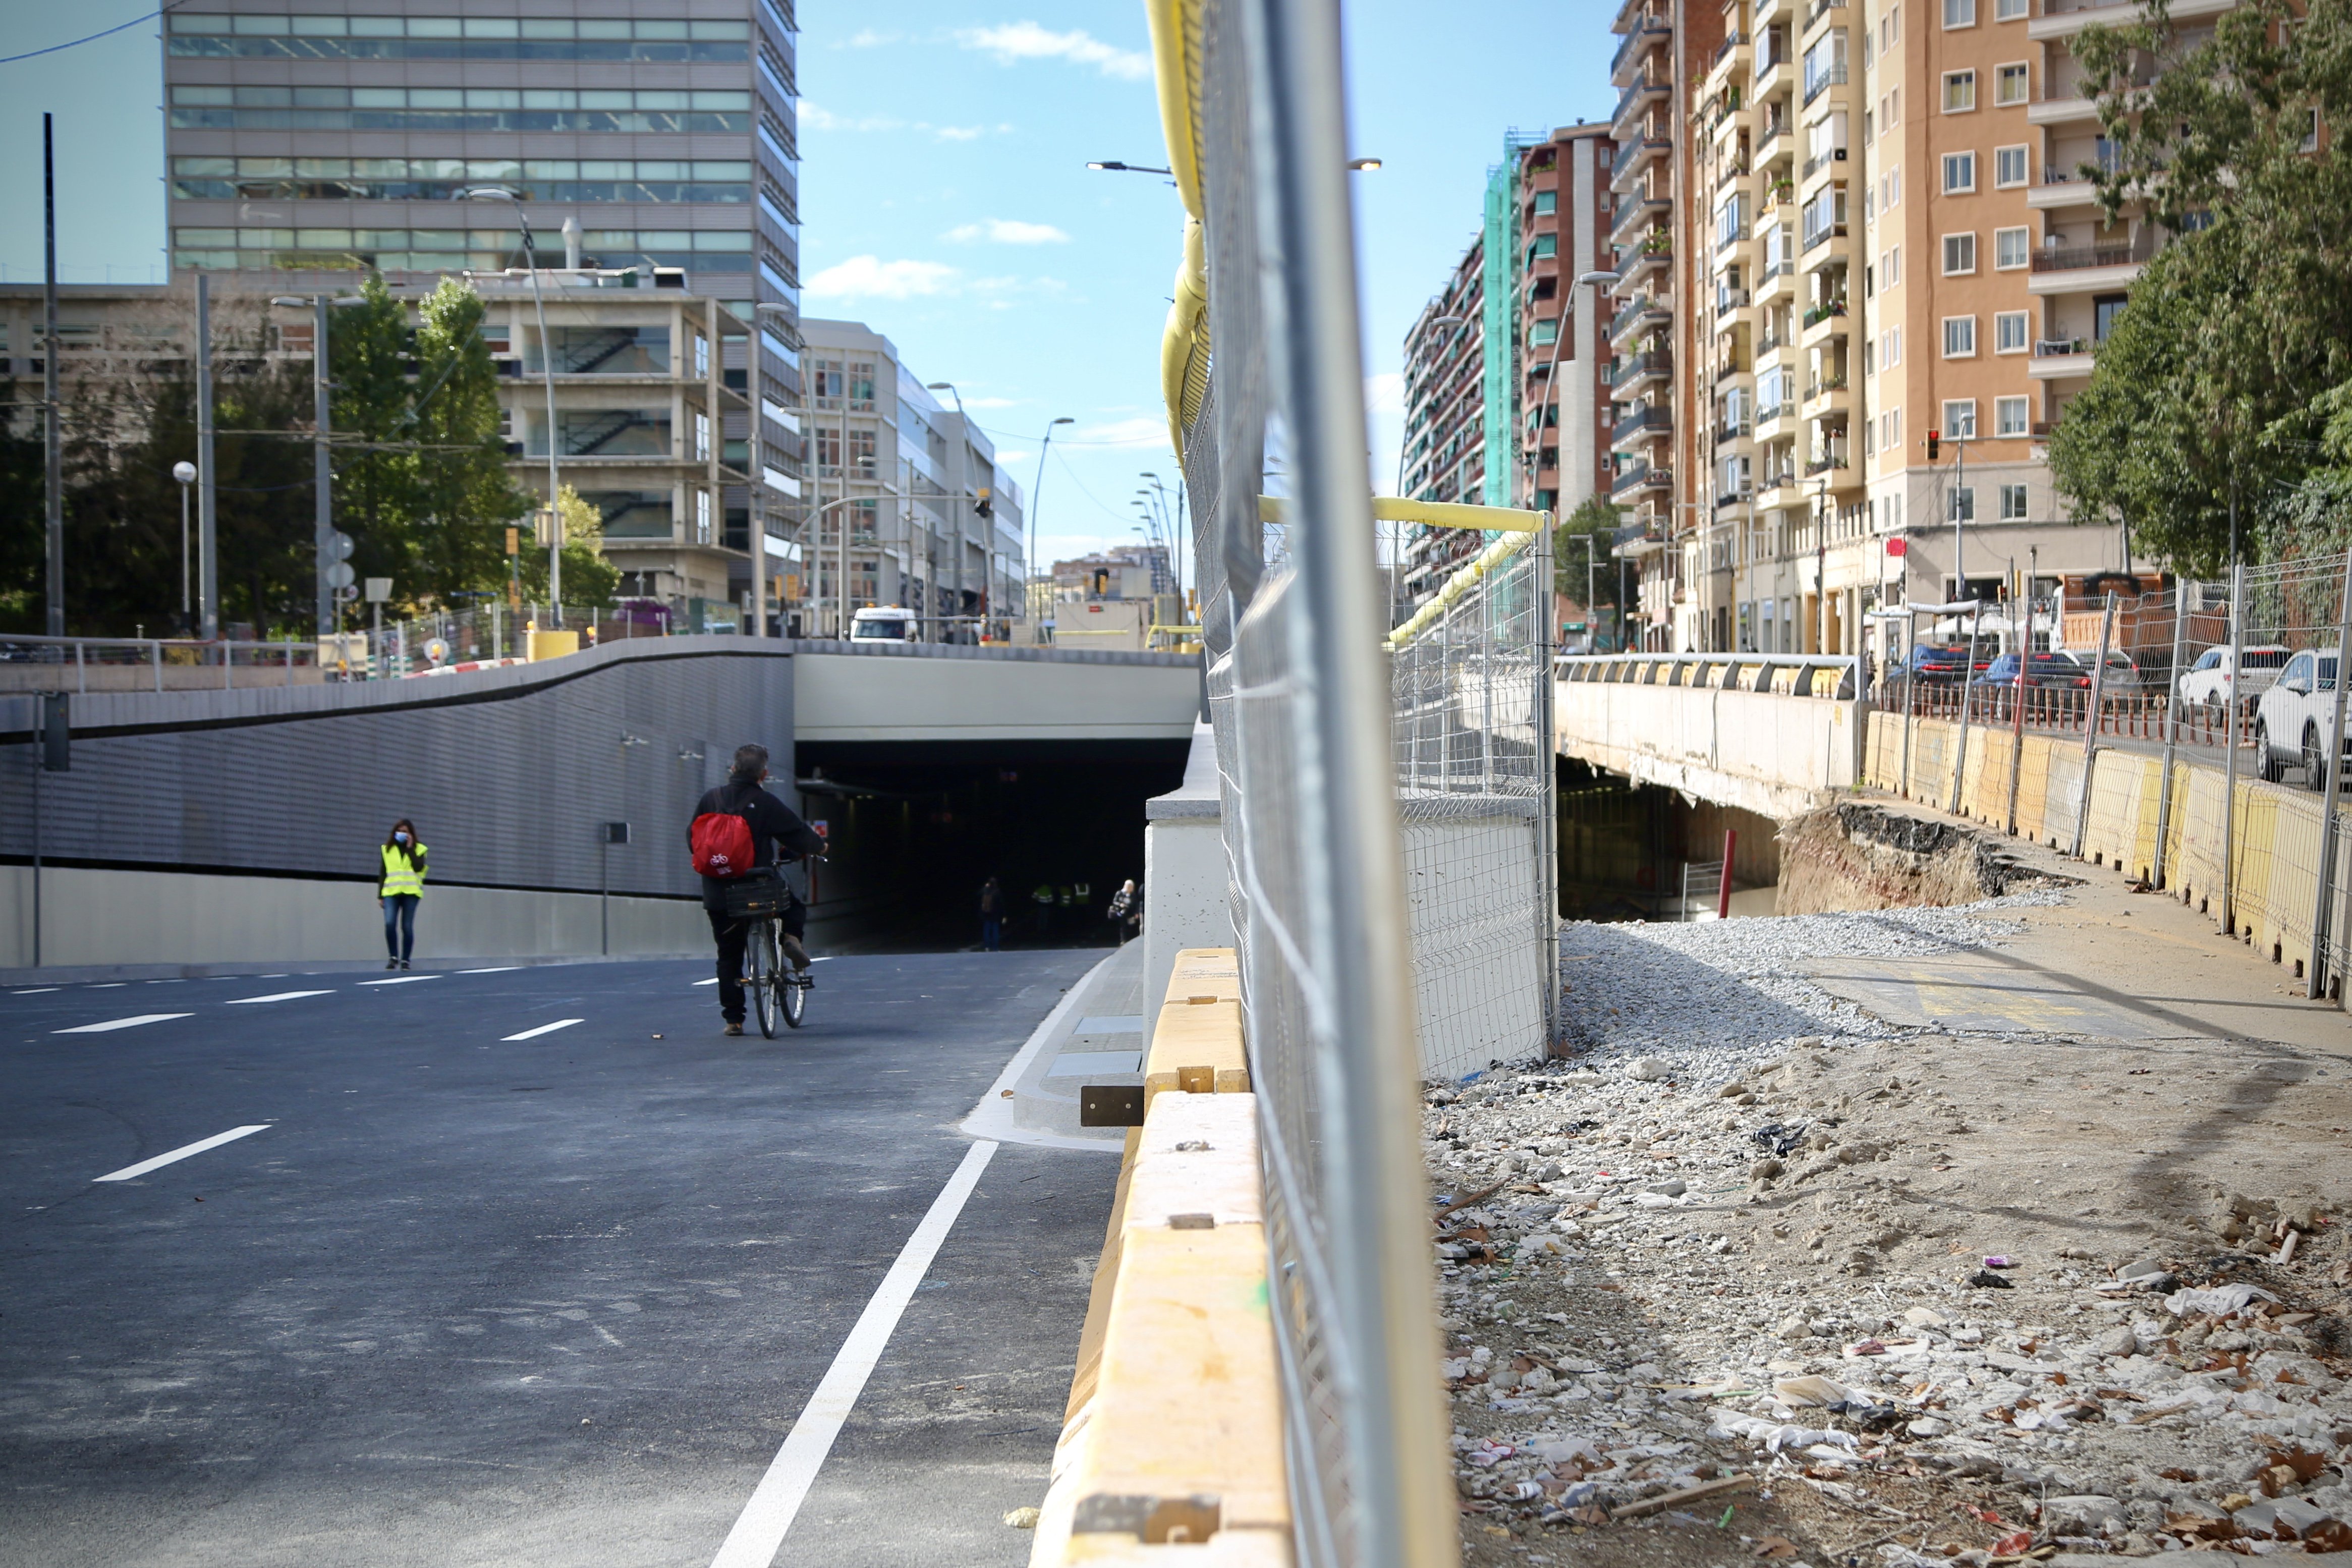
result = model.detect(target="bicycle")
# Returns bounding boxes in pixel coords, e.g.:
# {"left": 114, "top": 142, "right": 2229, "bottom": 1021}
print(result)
{"left": 744, "top": 914, "right": 811, "bottom": 1035}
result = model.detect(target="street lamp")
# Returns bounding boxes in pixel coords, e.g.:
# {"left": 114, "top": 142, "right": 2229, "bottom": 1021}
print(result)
{"left": 924, "top": 380, "right": 980, "bottom": 641}
{"left": 1085, "top": 159, "right": 1173, "bottom": 175}
{"left": 1031, "top": 417, "right": 1075, "bottom": 630}
{"left": 457, "top": 185, "right": 566, "bottom": 622}
{"left": 171, "top": 460, "right": 196, "bottom": 629}
{"left": 271, "top": 293, "right": 364, "bottom": 635}
{"left": 1142, "top": 472, "right": 1183, "bottom": 609}
{"left": 1347, "top": 157, "right": 1383, "bottom": 171}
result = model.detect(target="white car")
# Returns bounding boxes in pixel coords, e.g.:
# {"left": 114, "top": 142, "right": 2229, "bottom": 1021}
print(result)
{"left": 2252, "top": 648, "right": 2348, "bottom": 789}
{"left": 2177, "top": 644, "right": 2291, "bottom": 708}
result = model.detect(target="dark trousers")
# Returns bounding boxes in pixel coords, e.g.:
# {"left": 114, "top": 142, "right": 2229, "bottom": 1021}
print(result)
{"left": 706, "top": 897, "right": 806, "bottom": 1023}
{"left": 981, "top": 916, "right": 1001, "bottom": 951}
{"left": 382, "top": 894, "right": 418, "bottom": 961}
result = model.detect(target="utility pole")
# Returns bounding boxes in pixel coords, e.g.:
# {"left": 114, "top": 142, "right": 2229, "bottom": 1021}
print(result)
{"left": 1030, "top": 417, "right": 1074, "bottom": 634}
{"left": 43, "top": 114, "right": 64, "bottom": 638}
{"left": 196, "top": 272, "right": 219, "bottom": 644}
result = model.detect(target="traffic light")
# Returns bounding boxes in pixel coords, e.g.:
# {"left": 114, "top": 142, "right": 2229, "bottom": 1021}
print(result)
{"left": 1926, "top": 429, "right": 1941, "bottom": 461}
{"left": 975, "top": 485, "right": 993, "bottom": 517}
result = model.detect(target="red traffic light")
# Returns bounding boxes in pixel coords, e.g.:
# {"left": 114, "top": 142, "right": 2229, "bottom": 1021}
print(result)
{"left": 1926, "top": 429, "right": 1942, "bottom": 460}
{"left": 1885, "top": 536, "right": 1907, "bottom": 557}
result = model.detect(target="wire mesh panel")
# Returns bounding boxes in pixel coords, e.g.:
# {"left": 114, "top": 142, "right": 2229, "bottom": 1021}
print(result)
{"left": 1168, "top": 1, "right": 1459, "bottom": 1564}
{"left": 1388, "top": 536, "right": 1551, "bottom": 1077}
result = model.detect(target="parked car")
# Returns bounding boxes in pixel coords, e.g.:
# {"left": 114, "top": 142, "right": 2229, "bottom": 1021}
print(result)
{"left": 849, "top": 605, "right": 920, "bottom": 641}
{"left": 1982, "top": 651, "right": 2093, "bottom": 688}
{"left": 2065, "top": 648, "right": 2147, "bottom": 691}
{"left": 2177, "top": 644, "right": 2291, "bottom": 708}
{"left": 1904, "top": 642, "right": 1992, "bottom": 683}
{"left": 2253, "top": 649, "right": 2349, "bottom": 789}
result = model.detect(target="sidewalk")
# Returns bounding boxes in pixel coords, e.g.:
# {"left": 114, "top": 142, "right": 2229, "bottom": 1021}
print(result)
{"left": 960, "top": 938, "right": 1147, "bottom": 1153}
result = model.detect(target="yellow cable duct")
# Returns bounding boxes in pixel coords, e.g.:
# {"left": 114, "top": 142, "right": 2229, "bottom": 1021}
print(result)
{"left": 1146, "top": 0, "right": 1208, "bottom": 460}
{"left": 1259, "top": 496, "right": 1547, "bottom": 533}
{"left": 1385, "top": 531, "right": 1536, "bottom": 651}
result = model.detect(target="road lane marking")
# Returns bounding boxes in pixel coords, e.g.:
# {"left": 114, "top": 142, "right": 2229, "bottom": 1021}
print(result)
{"left": 225, "top": 990, "right": 335, "bottom": 1005}
{"left": 460, "top": 966, "right": 522, "bottom": 974}
{"left": 55, "top": 1014, "right": 194, "bottom": 1034}
{"left": 708, "top": 1138, "right": 999, "bottom": 1568}
{"left": 501, "top": 1019, "right": 583, "bottom": 1041}
{"left": 693, "top": 978, "right": 719, "bottom": 986}
{"left": 358, "top": 975, "right": 443, "bottom": 986}
{"left": 93, "top": 1125, "right": 271, "bottom": 1183}
{"left": 13, "top": 988, "right": 59, "bottom": 995}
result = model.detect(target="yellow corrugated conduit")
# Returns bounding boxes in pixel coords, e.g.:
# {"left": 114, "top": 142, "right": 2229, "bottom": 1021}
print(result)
{"left": 1146, "top": 0, "right": 1210, "bottom": 459}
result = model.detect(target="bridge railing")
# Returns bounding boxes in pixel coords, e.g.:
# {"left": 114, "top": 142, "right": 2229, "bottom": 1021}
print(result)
{"left": 1558, "top": 649, "right": 1857, "bottom": 697}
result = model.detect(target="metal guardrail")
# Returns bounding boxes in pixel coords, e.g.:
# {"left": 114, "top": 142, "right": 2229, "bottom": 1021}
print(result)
{"left": 1558, "top": 649, "right": 1858, "bottom": 697}
{"left": 0, "top": 634, "right": 318, "bottom": 694}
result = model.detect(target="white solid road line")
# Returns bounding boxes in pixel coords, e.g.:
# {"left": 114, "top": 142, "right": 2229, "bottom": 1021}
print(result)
{"left": 501, "top": 1018, "right": 583, "bottom": 1041}
{"left": 358, "top": 974, "right": 444, "bottom": 986}
{"left": 55, "top": 1014, "right": 195, "bottom": 1035}
{"left": 460, "top": 966, "right": 523, "bottom": 974}
{"left": 707, "top": 1138, "right": 999, "bottom": 1568}
{"left": 13, "top": 987, "right": 60, "bottom": 995}
{"left": 693, "top": 978, "right": 720, "bottom": 986}
{"left": 225, "top": 990, "right": 335, "bottom": 1005}
{"left": 93, "top": 1124, "right": 271, "bottom": 1183}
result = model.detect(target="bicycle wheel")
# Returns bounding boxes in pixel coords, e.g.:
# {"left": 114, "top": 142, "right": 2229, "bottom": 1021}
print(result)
{"left": 749, "top": 921, "right": 779, "bottom": 1038}
{"left": 780, "top": 963, "right": 807, "bottom": 1029}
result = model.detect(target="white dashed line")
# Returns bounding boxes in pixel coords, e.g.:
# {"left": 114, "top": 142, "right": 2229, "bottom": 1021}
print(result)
{"left": 93, "top": 1125, "right": 271, "bottom": 1183}
{"left": 54, "top": 1014, "right": 194, "bottom": 1035}
{"left": 13, "top": 988, "right": 60, "bottom": 995}
{"left": 501, "top": 1019, "right": 583, "bottom": 1041}
{"left": 358, "top": 975, "right": 443, "bottom": 986}
{"left": 460, "top": 967, "right": 523, "bottom": 974}
{"left": 225, "top": 991, "right": 335, "bottom": 1005}
{"left": 693, "top": 978, "right": 720, "bottom": 986}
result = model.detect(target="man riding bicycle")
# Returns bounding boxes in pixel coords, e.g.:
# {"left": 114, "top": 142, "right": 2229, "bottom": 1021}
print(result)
{"left": 691, "top": 743, "right": 825, "bottom": 1036}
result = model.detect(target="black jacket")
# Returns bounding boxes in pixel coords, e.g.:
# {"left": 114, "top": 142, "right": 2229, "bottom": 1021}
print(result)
{"left": 692, "top": 780, "right": 825, "bottom": 905}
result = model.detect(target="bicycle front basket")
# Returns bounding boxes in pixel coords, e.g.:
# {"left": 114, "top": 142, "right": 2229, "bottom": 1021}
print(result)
{"left": 720, "top": 871, "right": 790, "bottom": 920}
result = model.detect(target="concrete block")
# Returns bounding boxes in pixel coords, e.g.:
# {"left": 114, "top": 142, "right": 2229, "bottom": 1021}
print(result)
{"left": 1145, "top": 999, "right": 1249, "bottom": 1105}
{"left": 1125, "top": 1092, "right": 1263, "bottom": 1232}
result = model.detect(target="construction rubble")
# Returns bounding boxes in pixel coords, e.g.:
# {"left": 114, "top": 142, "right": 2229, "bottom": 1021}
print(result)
{"left": 1432, "top": 901, "right": 2352, "bottom": 1567}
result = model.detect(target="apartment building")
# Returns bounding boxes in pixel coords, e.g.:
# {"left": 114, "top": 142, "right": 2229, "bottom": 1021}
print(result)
{"left": 1611, "top": 0, "right": 1723, "bottom": 648}
{"left": 1519, "top": 126, "right": 1618, "bottom": 518}
{"left": 799, "top": 318, "right": 1026, "bottom": 640}
{"left": 156, "top": 0, "right": 806, "bottom": 573}
{"left": 1399, "top": 231, "right": 1488, "bottom": 606}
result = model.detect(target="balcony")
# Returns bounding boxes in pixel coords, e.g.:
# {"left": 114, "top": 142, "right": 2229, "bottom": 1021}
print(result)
{"left": 1611, "top": 134, "right": 1673, "bottom": 188}
{"left": 1800, "top": 146, "right": 1850, "bottom": 183}
{"left": 1714, "top": 417, "right": 1756, "bottom": 446}
{"left": 1756, "top": 119, "right": 1791, "bottom": 167}
{"left": 2029, "top": 337, "right": 2097, "bottom": 378}
{"left": 1804, "top": 450, "right": 1852, "bottom": 477}
{"left": 1611, "top": 20, "right": 1671, "bottom": 87}
{"left": 1610, "top": 192, "right": 1673, "bottom": 246}
{"left": 1801, "top": 60, "right": 1847, "bottom": 108}
{"left": 1618, "top": 239, "right": 1672, "bottom": 288}
{"left": 1612, "top": 402, "right": 1674, "bottom": 446}
{"left": 1711, "top": 29, "right": 1750, "bottom": 74}
{"left": 1609, "top": 349, "right": 1673, "bottom": 392}
{"left": 1608, "top": 295, "right": 1672, "bottom": 348}
{"left": 1800, "top": 298, "right": 1849, "bottom": 329}
{"left": 1611, "top": 460, "right": 1674, "bottom": 498}
{"left": 2030, "top": 0, "right": 2232, "bottom": 41}
{"left": 1612, "top": 74, "right": 1671, "bottom": 139}
{"left": 1803, "top": 0, "right": 1847, "bottom": 31}
{"left": 1799, "top": 216, "right": 1848, "bottom": 254}
{"left": 2027, "top": 89, "right": 2105, "bottom": 127}
{"left": 2027, "top": 234, "right": 2156, "bottom": 292}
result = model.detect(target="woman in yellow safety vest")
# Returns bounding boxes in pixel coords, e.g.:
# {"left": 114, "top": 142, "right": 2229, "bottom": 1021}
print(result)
{"left": 378, "top": 819, "right": 429, "bottom": 970}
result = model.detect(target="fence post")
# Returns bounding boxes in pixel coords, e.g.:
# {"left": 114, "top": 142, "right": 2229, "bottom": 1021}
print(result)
{"left": 2006, "top": 639, "right": 2028, "bottom": 834}
{"left": 1716, "top": 827, "right": 1737, "bottom": 919}
{"left": 2222, "top": 564, "right": 2245, "bottom": 934}
{"left": 1535, "top": 513, "right": 1559, "bottom": 1049}
{"left": 2153, "top": 579, "right": 2190, "bottom": 889}
{"left": 1900, "top": 607, "right": 1916, "bottom": 800}
{"left": 75, "top": 639, "right": 85, "bottom": 696}
{"left": 2307, "top": 552, "right": 2352, "bottom": 997}
{"left": 151, "top": 638, "right": 162, "bottom": 693}
{"left": 2072, "top": 591, "right": 2117, "bottom": 858}
{"left": 1948, "top": 600, "right": 1983, "bottom": 816}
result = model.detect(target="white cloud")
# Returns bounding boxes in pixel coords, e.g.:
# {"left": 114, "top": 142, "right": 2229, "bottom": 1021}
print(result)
{"left": 945, "top": 217, "right": 1072, "bottom": 246}
{"left": 935, "top": 125, "right": 985, "bottom": 142}
{"left": 804, "top": 256, "right": 960, "bottom": 301}
{"left": 845, "top": 28, "right": 899, "bottom": 47}
{"left": 799, "top": 101, "right": 906, "bottom": 133}
{"left": 955, "top": 21, "right": 1152, "bottom": 80}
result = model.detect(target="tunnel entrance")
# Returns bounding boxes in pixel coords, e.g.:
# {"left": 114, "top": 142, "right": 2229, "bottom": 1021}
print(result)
{"left": 790, "top": 739, "right": 1192, "bottom": 953}
{"left": 1555, "top": 756, "right": 1782, "bottom": 921}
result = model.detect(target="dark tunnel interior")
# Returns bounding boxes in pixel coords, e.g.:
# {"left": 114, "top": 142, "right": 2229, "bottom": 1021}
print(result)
{"left": 788, "top": 739, "right": 1193, "bottom": 953}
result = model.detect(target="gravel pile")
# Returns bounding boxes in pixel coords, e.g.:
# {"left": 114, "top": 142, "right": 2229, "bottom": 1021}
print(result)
{"left": 1434, "top": 900, "right": 2352, "bottom": 1568}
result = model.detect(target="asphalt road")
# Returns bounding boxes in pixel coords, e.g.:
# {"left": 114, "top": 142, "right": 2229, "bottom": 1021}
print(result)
{"left": 0, "top": 949, "right": 1113, "bottom": 1568}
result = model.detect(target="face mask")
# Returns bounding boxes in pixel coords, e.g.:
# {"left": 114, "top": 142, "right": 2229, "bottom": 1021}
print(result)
{"left": 395, "top": 832, "right": 411, "bottom": 844}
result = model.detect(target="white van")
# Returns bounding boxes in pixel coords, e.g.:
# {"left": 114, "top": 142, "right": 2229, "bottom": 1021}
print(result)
{"left": 849, "top": 606, "right": 919, "bottom": 642}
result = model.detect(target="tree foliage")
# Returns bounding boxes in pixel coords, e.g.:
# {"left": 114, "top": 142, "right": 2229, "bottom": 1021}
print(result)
{"left": 1554, "top": 493, "right": 1628, "bottom": 608}
{"left": 2049, "top": 0, "right": 2352, "bottom": 571}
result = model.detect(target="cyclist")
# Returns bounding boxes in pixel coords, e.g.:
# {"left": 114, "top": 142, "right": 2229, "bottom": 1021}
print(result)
{"left": 692, "top": 743, "right": 824, "bottom": 1036}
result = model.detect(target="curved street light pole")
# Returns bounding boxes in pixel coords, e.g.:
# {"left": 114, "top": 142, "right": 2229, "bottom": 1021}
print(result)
{"left": 1030, "top": 417, "right": 1074, "bottom": 633}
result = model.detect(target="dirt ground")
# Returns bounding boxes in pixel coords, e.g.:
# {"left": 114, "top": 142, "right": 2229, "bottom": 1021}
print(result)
{"left": 1436, "top": 812, "right": 2352, "bottom": 1567}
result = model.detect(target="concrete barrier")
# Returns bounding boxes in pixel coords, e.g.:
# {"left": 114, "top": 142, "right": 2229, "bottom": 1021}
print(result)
{"left": 1555, "top": 676, "right": 1859, "bottom": 818}
{"left": 1029, "top": 946, "right": 1289, "bottom": 1564}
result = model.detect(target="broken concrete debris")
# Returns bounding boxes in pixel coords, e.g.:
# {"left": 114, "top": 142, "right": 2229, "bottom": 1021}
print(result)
{"left": 1435, "top": 900, "right": 2352, "bottom": 1564}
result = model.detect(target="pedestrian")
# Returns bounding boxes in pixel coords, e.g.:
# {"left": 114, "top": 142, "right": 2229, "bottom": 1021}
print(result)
{"left": 1032, "top": 880, "right": 1055, "bottom": 937}
{"left": 1106, "top": 878, "right": 1136, "bottom": 945}
{"left": 979, "top": 876, "right": 1004, "bottom": 951}
{"left": 377, "top": 818, "right": 427, "bottom": 970}
{"left": 690, "top": 743, "right": 825, "bottom": 1036}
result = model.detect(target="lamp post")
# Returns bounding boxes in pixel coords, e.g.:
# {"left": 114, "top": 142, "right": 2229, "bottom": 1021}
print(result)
{"left": 1142, "top": 473, "right": 1182, "bottom": 609}
{"left": 458, "top": 186, "right": 565, "bottom": 623}
{"left": 271, "top": 293, "right": 365, "bottom": 636}
{"left": 1522, "top": 272, "right": 1618, "bottom": 640}
{"left": 172, "top": 460, "right": 196, "bottom": 631}
{"left": 1030, "top": 417, "right": 1075, "bottom": 633}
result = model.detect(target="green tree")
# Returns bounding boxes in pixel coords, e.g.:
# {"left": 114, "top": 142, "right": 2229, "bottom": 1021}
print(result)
{"left": 1553, "top": 494, "right": 1627, "bottom": 609}
{"left": 514, "top": 484, "right": 620, "bottom": 608}
{"left": 404, "top": 277, "right": 533, "bottom": 606}
{"left": 2050, "top": 0, "right": 2352, "bottom": 569}
{"left": 328, "top": 273, "right": 419, "bottom": 604}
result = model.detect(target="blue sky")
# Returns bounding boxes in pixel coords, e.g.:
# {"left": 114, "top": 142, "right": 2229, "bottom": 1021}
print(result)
{"left": 0, "top": 0, "right": 1618, "bottom": 573}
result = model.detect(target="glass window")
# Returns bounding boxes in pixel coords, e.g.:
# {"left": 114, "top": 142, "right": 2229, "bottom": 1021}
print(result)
{"left": 1995, "top": 0, "right": 2028, "bottom": 16}
{"left": 1948, "top": 486, "right": 1976, "bottom": 524}
{"left": 1995, "top": 227, "right": 2030, "bottom": 268}
{"left": 1999, "top": 482, "right": 2029, "bottom": 518}
{"left": 1995, "top": 145, "right": 2029, "bottom": 186}
{"left": 1995, "top": 310, "right": 2029, "bottom": 352}
{"left": 1942, "top": 232, "right": 1977, "bottom": 273}
{"left": 1943, "top": 70, "right": 1976, "bottom": 111}
{"left": 1996, "top": 63, "right": 2029, "bottom": 104}
{"left": 1942, "top": 315, "right": 1976, "bottom": 357}
{"left": 1943, "top": 151, "right": 1976, "bottom": 192}
{"left": 1995, "top": 396, "right": 2030, "bottom": 436}
{"left": 1942, "top": 399, "right": 1977, "bottom": 438}
{"left": 2094, "top": 292, "right": 2129, "bottom": 342}
{"left": 1944, "top": 0, "right": 1975, "bottom": 26}
{"left": 1534, "top": 190, "right": 1556, "bottom": 214}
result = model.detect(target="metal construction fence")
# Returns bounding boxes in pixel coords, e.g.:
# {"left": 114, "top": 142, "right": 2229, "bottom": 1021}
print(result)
{"left": 1163, "top": 1, "right": 1466, "bottom": 1564}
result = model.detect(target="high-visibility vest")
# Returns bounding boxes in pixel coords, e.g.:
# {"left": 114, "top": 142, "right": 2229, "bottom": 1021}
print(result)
{"left": 380, "top": 842, "right": 428, "bottom": 898}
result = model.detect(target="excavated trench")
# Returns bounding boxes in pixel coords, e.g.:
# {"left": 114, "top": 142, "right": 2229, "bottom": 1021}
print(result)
{"left": 1775, "top": 801, "right": 2078, "bottom": 915}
